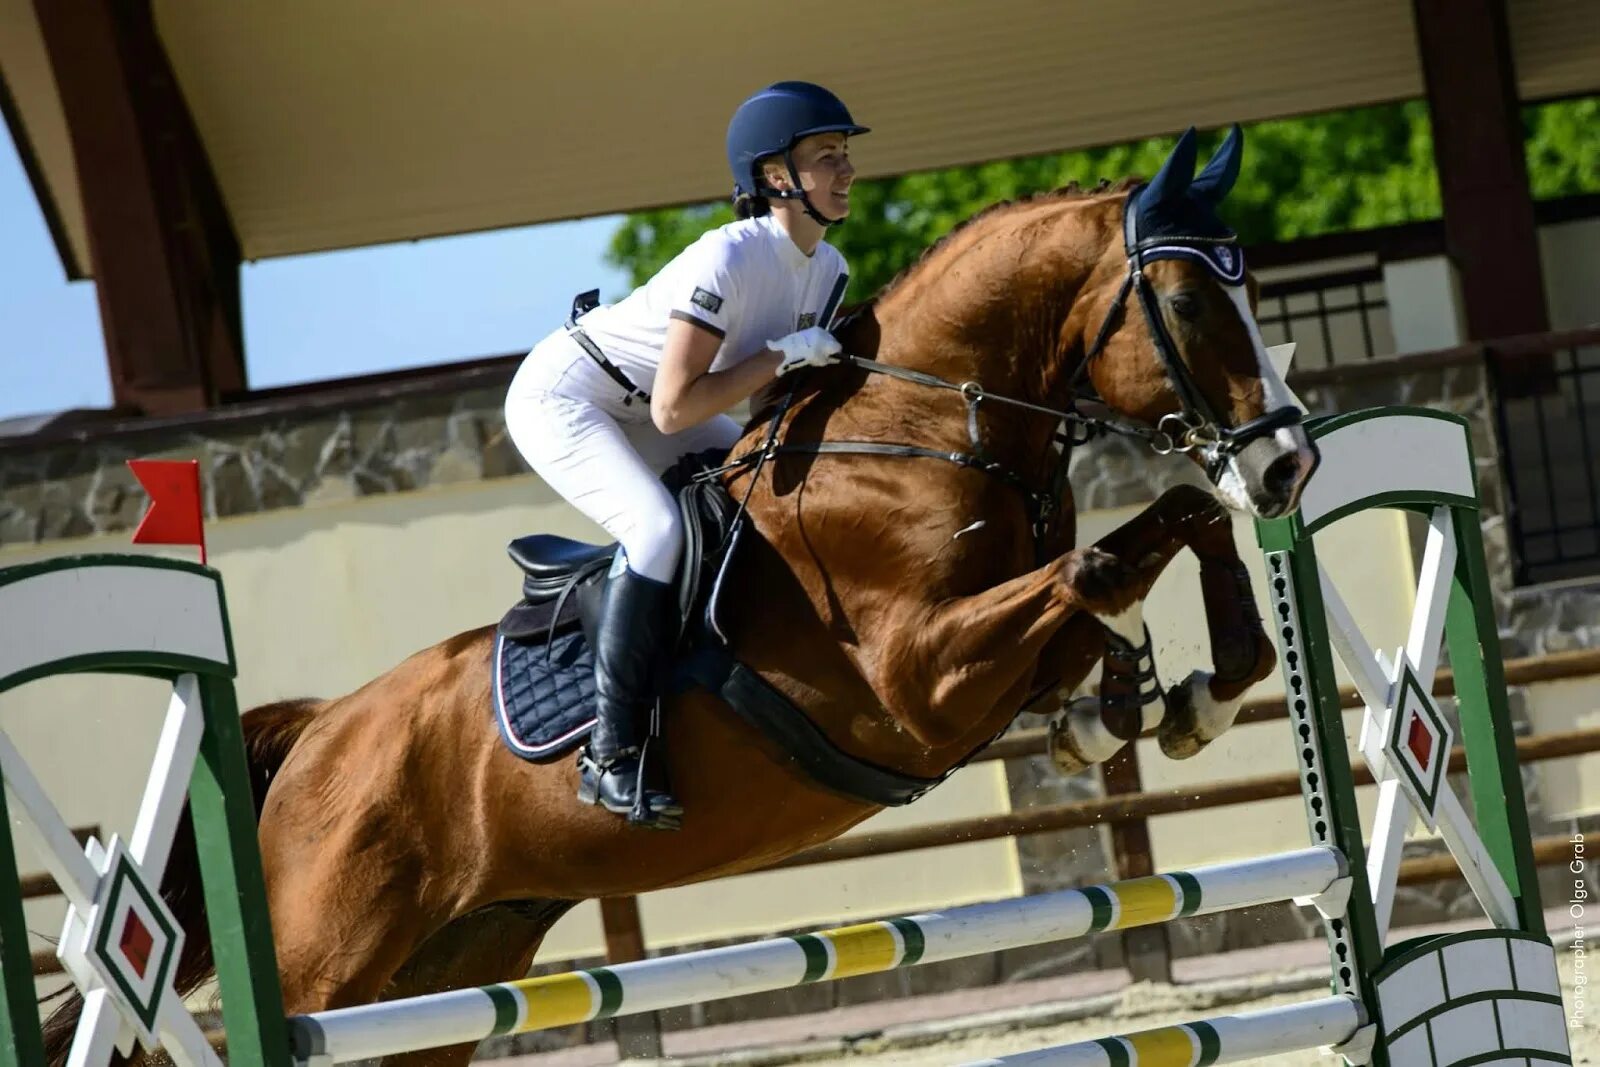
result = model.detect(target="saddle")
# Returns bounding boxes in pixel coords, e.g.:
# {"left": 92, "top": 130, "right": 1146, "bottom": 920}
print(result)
{"left": 489, "top": 449, "right": 736, "bottom": 760}
{"left": 500, "top": 451, "right": 736, "bottom": 642}
{"left": 490, "top": 450, "right": 961, "bottom": 807}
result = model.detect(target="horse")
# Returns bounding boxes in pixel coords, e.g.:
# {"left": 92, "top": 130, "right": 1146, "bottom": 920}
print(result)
{"left": 44, "top": 125, "right": 1319, "bottom": 1066}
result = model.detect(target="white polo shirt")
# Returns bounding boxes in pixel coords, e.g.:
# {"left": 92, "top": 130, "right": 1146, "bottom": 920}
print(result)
{"left": 574, "top": 214, "right": 849, "bottom": 397}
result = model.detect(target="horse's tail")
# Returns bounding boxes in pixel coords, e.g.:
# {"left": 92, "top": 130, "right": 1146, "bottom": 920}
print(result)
{"left": 41, "top": 697, "right": 322, "bottom": 1066}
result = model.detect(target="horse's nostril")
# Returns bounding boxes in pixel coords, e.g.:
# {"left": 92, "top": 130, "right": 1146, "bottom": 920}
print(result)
{"left": 1264, "top": 454, "right": 1301, "bottom": 495}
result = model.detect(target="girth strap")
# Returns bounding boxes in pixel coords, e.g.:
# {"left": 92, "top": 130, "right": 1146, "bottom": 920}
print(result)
{"left": 678, "top": 643, "right": 943, "bottom": 807}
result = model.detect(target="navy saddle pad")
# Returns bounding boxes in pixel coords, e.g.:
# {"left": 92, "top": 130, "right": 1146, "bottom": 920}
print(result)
{"left": 490, "top": 604, "right": 597, "bottom": 763}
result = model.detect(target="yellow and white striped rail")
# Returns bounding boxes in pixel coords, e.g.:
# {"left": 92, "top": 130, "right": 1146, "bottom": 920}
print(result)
{"left": 289, "top": 846, "right": 1345, "bottom": 1064}
{"left": 956, "top": 994, "right": 1365, "bottom": 1066}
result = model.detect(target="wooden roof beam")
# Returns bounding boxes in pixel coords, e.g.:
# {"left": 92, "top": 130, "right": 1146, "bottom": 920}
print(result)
{"left": 34, "top": 0, "right": 244, "bottom": 415}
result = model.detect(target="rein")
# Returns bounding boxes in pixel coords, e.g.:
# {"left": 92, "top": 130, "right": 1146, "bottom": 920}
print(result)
{"left": 695, "top": 357, "right": 1132, "bottom": 560}
{"left": 696, "top": 184, "right": 1303, "bottom": 556}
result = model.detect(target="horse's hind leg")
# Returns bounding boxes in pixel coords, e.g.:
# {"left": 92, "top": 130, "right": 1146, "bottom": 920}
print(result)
{"left": 377, "top": 900, "right": 577, "bottom": 1067}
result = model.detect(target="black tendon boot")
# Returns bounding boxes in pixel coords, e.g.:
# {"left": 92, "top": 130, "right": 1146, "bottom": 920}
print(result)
{"left": 577, "top": 563, "right": 683, "bottom": 829}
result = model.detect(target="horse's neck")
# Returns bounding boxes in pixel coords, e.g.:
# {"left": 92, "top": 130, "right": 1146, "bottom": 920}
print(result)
{"left": 819, "top": 198, "right": 1115, "bottom": 491}
{"left": 862, "top": 197, "right": 1115, "bottom": 416}
{"left": 727, "top": 196, "right": 1120, "bottom": 774}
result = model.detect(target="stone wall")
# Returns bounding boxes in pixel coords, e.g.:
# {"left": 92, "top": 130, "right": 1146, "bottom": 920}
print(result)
{"left": 0, "top": 378, "right": 525, "bottom": 544}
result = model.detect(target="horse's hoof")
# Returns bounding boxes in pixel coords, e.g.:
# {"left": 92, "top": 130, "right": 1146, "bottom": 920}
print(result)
{"left": 1157, "top": 670, "right": 1240, "bottom": 760}
{"left": 1046, "top": 715, "right": 1092, "bottom": 775}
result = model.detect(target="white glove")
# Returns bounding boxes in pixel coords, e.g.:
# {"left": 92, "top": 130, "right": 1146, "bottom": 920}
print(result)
{"left": 769, "top": 326, "right": 842, "bottom": 376}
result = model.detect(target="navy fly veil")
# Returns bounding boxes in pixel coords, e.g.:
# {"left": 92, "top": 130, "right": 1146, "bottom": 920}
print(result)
{"left": 1125, "top": 124, "right": 1248, "bottom": 285}
{"left": 1073, "top": 124, "right": 1302, "bottom": 475}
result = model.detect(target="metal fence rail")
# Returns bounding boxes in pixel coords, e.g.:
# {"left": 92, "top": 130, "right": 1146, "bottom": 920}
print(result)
{"left": 1256, "top": 266, "right": 1392, "bottom": 368}
{"left": 1495, "top": 330, "right": 1600, "bottom": 584}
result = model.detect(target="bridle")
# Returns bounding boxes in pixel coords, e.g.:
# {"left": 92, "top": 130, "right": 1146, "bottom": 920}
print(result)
{"left": 1072, "top": 186, "right": 1301, "bottom": 480}
{"left": 704, "top": 184, "right": 1303, "bottom": 558}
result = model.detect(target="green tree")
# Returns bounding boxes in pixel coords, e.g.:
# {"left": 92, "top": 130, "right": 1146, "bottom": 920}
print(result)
{"left": 1524, "top": 95, "right": 1599, "bottom": 200}
{"left": 605, "top": 97, "right": 1597, "bottom": 302}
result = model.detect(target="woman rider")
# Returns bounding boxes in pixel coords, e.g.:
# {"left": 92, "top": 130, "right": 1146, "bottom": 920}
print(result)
{"left": 504, "top": 81, "right": 867, "bottom": 826}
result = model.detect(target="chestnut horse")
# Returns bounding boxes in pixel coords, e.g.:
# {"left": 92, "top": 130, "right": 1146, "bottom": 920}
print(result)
{"left": 46, "top": 127, "right": 1318, "bottom": 1065}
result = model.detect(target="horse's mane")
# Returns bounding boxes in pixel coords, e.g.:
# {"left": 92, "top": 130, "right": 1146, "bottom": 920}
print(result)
{"left": 868, "top": 176, "right": 1140, "bottom": 304}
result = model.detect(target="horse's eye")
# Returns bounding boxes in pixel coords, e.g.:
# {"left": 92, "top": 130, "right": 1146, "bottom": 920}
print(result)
{"left": 1169, "top": 292, "right": 1203, "bottom": 322}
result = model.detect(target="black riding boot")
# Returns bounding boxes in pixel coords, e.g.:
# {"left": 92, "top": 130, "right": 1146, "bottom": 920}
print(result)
{"left": 577, "top": 563, "right": 683, "bottom": 829}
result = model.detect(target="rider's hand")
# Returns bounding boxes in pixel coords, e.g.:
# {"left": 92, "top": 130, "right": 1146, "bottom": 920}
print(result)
{"left": 769, "top": 327, "right": 842, "bottom": 376}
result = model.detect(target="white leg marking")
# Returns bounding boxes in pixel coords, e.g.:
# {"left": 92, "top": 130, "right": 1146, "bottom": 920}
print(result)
{"left": 1095, "top": 602, "right": 1144, "bottom": 648}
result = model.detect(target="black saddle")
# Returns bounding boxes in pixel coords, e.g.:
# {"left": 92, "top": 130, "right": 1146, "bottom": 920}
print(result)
{"left": 497, "top": 535, "right": 610, "bottom": 648}
{"left": 496, "top": 449, "right": 738, "bottom": 644}
{"left": 508, "top": 536, "right": 612, "bottom": 601}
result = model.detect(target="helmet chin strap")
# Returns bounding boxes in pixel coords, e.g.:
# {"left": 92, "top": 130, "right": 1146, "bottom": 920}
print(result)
{"left": 759, "top": 150, "right": 844, "bottom": 227}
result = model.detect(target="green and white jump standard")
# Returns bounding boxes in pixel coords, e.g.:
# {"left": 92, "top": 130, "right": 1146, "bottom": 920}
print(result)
{"left": 0, "top": 556, "right": 291, "bottom": 1067}
{"left": 953, "top": 407, "right": 1572, "bottom": 1065}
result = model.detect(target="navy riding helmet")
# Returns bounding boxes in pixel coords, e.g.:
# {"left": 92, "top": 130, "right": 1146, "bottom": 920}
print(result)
{"left": 726, "top": 81, "right": 868, "bottom": 226}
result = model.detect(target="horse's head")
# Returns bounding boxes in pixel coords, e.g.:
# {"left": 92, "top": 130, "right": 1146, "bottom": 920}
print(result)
{"left": 1072, "top": 126, "right": 1319, "bottom": 519}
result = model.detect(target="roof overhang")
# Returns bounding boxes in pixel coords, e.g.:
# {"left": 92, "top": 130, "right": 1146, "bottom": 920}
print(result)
{"left": 4, "top": 0, "right": 1598, "bottom": 279}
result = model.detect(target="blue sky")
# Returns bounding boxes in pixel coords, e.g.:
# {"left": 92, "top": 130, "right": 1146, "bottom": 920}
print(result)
{"left": 0, "top": 118, "right": 628, "bottom": 421}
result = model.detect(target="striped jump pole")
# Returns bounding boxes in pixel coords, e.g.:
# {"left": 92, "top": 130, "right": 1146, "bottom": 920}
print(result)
{"left": 955, "top": 994, "right": 1365, "bottom": 1066}
{"left": 289, "top": 846, "right": 1345, "bottom": 1064}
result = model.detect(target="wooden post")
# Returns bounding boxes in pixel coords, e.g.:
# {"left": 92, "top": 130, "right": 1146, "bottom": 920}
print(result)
{"left": 599, "top": 896, "right": 663, "bottom": 1059}
{"left": 1410, "top": 0, "right": 1552, "bottom": 394}
{"left": 1100, "top": 745, "right": 1172, "bottom": 984}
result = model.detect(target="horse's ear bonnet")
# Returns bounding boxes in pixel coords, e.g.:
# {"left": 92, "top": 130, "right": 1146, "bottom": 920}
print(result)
{"left": 1125, "top": 125, "right": 1246, "bottom": 284}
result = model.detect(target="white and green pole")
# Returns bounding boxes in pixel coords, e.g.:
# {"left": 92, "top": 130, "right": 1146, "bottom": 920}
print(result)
{"left": 955, "top": 994, "right": 1365, "bottom": 1066}
{"left": 0, "top": 556, "right": 291, "bottom": 1067}
{"left": 289, "top": 847, "right": 1345, "bottom": 1063}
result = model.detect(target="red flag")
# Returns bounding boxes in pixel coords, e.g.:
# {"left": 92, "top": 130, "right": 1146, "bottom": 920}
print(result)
{"left": 127, "top": 459, "right": 207, "bottom": 564}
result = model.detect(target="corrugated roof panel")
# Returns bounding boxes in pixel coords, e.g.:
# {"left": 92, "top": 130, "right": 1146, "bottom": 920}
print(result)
{"left": 4, "top": 0, "right": 1591, "bottom": 273}
{"left": 1508, "top": 0, "right": 1600, "bottom": 100}
{"left": 152, "top": 0, "right": 1428, "bottom": 259}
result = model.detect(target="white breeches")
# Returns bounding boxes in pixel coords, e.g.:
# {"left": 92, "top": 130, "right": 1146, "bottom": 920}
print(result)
{"left": 505, "top": 331, "right": 744, "bottom": 583}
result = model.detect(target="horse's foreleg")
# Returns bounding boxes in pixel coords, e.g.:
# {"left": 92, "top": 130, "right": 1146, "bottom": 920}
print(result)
{"left": 377, "top": 901, "right": 575, "bottom": 1067}
{"left": 873, "top": 543, "right": 1146, "bottom": 749}
{"left": 1152, "top": 487, "right": 1278, "bottom": 759}
{"left": 1045, "top": 484, "right": 1276, "bottom": 768}
{"left": 1040, "top": 490, "right": 1215, "bottom": 773}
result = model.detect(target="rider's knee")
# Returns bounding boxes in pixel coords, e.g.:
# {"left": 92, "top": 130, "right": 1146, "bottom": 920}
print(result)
{"left": 620, "top": 505, "right": 684, "bottom": 582}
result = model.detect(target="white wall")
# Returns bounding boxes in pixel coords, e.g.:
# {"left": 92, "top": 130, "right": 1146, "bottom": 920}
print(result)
{"left": 1539, "top": 216, "right": 1600, "bottom": 331}
{"left": 1383, "top": 256, "right": 1467, "bottom": 353}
